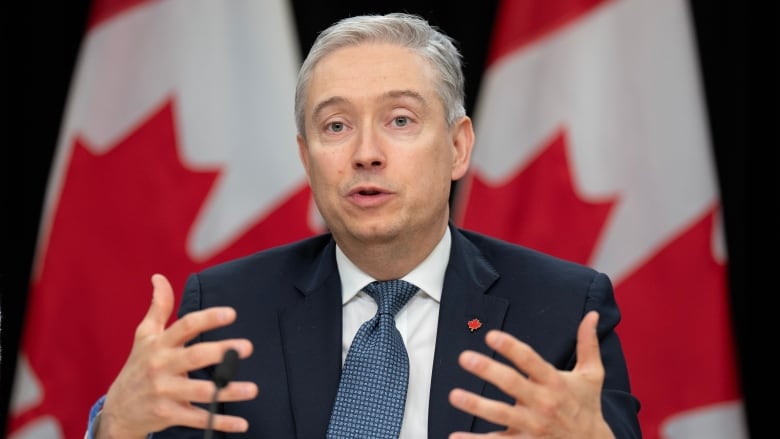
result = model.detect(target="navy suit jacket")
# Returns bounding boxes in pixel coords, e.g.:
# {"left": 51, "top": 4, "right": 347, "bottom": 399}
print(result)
{"left": 156, "top": 225, "right": 641, "bottom": 438}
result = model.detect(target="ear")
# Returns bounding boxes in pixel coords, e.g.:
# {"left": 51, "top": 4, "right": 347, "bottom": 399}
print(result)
{"left": 297, "top": 133, "right": 311, "bottom": 177}
{"left": 450, "top": 116, "right": 474, "bottom": 181}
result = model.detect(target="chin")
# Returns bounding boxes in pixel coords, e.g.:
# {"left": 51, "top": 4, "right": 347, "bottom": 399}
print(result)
{"left": 347, "top": 221, "right": 401, "bottom": 243}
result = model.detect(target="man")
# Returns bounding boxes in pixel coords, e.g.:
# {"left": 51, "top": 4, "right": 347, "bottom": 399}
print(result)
{"left": 86, "top": 12, "right": 641, "bottom": 439}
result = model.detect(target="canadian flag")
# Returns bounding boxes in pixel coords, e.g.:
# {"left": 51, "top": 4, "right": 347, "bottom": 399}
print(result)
{"left": 8, "top": 1, "right": 318, "bottom": 438}
{"left": 454, "top": 0, "right": 747, "bottom": 438}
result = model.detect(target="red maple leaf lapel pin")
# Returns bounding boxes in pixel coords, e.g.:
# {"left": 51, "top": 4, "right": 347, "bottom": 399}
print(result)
{"left": 467, "top": 318, "right": 483, "bottom": 332}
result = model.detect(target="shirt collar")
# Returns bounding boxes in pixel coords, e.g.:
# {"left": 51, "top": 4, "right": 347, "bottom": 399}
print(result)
{"left": 336, "top": 226, "right": 451, "bottom": 304}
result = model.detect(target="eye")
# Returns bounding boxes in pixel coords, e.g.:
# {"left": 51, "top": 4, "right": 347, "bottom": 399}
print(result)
{"left": 327, "top": 121, "right": 345, "bottom": 133}
{"left": 392, "top": 116, "right": 409, "bottom": 127}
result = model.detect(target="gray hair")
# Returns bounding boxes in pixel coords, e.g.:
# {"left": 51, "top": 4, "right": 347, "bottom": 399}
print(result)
{"left": 294, "top": 12, "right": 466, "bottom": 137}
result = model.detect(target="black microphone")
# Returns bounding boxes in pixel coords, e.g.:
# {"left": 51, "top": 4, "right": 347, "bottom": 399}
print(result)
{"left": 204, "top": 348, "right": 240, "bottom": 439}
{"left": 213, "top": 348, "right": 240, "bottom": 389}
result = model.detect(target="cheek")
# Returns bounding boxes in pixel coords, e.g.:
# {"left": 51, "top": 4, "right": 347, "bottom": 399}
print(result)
{"left": 409, "top": 153, "right": 452, "bottom": 194}
{"left": 308, "top": 151, "right": 341, "bottom": 177}
{"left": 307, "top": 153, "right": 350, "bottom": 196}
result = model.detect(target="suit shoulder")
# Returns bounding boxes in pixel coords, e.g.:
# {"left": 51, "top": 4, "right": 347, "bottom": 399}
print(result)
{"left": 456, "top": 227, "right": 600, "bottom": 276}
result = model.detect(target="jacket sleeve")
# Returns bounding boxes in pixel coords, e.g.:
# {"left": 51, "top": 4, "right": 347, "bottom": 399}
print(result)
{"left": 587, "top": 272, "right": 643, "bottom": 438}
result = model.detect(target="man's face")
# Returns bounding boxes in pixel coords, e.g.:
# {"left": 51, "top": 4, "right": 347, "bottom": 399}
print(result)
{"left": 297, "top": 43, "right": 472, "bottom": 248}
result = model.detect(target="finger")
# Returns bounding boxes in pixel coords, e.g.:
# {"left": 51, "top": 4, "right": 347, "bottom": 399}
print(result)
{"left": 161, "top": 306, "right": 238, "bottom": 347}
{"left": 484, "top": 330, "right": 557, "bottom": 385}
{"left": 217, "top": 381, "right": 260, "bottom": 402}
{"left": 574, "top": 310, "right": 604, "bottom": 376}
{"left": 449, "top": 387, "right": 526, "bottom": 431}
{"left": 135, "top": 274, "right": 176, "bottom": 338}
{"left": 159, "top": 375, "right": 258, "bottom": 405}
{"left": 449, "top": 433, "right": 488, "bottom": 439}
{"left": 457, "top": 350, "right": 533, "bottom": 403}
{"left": 167, "top": 339, "right": 254, "bottom": 377}
{"left": 208, "top": 413, "right": 251, "bottom": 434}
{"left": 170, "top": 405, "right": 250, "bottom": 433}
{"left": 449, "top": 434, "right": 505, "bottom": 439}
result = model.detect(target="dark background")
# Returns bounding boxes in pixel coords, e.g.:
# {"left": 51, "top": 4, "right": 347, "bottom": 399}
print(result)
{"left": 2, "top": 0, "right": 772, "bottom": 436}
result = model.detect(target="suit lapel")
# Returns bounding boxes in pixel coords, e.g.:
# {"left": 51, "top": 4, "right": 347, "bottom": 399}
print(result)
{"left": 279, "top": 238, "right": 342, "bottom": 439}
{"left": 428, "top": 227, "right": 508, "bottom": 438}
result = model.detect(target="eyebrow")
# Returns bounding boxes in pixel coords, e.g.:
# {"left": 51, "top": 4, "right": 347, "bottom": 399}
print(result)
{"left": 310, "top": 89, "right": 430, "bottom": 123}
{"left": 311, "top": 96, "right": 349, "bottom": 124}
{"left": 385, "top": 89, "right": 427, "bottom": 107}
{"left": 384, "top": 89, "right": 430, "bottom": 114}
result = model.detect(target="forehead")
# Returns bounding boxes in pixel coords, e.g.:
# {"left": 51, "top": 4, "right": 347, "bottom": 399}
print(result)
{"left": 306, "top": 42, "right": 439, "bottom": 109}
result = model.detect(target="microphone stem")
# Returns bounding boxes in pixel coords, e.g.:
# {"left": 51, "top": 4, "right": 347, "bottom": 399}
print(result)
{"left": 204, "top": 386, "right": 219, "bottom": 439}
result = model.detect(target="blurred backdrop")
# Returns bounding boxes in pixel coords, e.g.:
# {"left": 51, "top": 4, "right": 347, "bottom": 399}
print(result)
{"left": 2, "top": 0, "right": 771, "bottom": 438}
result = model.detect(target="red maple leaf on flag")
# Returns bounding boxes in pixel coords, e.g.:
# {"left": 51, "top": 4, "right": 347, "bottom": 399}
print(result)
{"left": 458, "top": 128, "right": 617, "bottom": 265}
{"left": 12, "top": 99, "right": 315, "bottom": 438}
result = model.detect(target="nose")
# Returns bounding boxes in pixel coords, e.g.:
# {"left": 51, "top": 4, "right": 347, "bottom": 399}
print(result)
{"left": 352, "top": 128, "right": 385, "bottom": 170}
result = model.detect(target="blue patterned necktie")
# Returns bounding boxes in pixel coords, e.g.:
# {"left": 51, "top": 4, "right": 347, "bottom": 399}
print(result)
{"left": 327, "top": 279, "right": 419, "bottom": 439}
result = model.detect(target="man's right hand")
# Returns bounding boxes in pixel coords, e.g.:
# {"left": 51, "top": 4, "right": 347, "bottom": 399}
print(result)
{"left": 96, "top": 273, "right": 258, "bottom": 438}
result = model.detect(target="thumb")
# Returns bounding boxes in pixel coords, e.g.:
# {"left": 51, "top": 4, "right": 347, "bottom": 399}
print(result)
{"left": 574, "top": 311, "right": 604, "bottom": 377}
{"left": 136, "top": 273, "right": 175, "bottom": 337}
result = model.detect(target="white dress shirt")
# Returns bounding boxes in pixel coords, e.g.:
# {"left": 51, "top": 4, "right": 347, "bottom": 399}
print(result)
{"left": 335, "top": 227, "right": 451, "bottom": 439}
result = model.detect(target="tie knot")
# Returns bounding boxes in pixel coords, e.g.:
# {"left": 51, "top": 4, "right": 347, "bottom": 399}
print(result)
{"left": 363, "top": 279, "right": 418, "bottom": 316}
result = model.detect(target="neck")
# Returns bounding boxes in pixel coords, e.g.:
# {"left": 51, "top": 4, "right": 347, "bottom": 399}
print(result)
{"left": 337, "top": 221, "right": 448, "bottom": 280}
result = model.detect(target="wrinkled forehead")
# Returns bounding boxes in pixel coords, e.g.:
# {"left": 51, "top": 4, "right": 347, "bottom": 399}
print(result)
{"left": 305, "top": 43, "right": 441, "bottom": 111}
